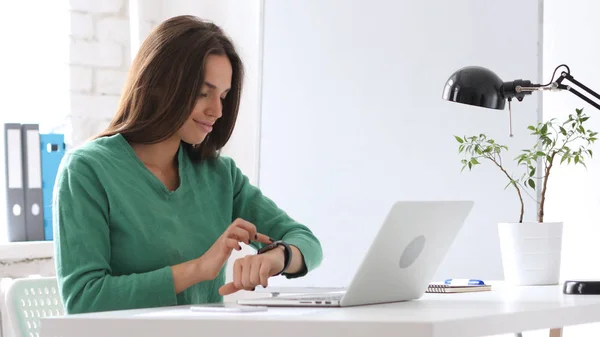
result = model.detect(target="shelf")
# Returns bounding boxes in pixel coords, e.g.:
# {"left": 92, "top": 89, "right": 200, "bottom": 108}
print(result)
{"left": 0, "top": 241, "right": 54, "bottom": 260}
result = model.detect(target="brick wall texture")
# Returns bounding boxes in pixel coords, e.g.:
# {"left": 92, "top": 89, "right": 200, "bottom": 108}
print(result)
{"left": 64, "top": 0, "right": 134, "bottom": 148}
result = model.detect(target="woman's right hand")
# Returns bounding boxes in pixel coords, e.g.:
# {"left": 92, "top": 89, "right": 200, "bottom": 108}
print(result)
{"left": 197, "top": 218, "right": 271, "bottom": 281}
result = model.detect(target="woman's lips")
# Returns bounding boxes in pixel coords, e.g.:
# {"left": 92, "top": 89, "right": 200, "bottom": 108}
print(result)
{"left": 194, "top": 120, "right": 213, "bottom": 133}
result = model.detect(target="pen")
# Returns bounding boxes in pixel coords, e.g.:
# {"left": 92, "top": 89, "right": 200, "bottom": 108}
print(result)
{"left": 444, "top": 278, "right": 485, "bottom": 286}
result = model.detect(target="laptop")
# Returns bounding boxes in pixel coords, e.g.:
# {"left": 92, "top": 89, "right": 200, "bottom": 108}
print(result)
{"left": 237, "top": 200, "right": 474, "bottom": 307}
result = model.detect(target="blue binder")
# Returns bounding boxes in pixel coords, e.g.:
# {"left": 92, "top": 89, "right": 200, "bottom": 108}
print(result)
{"left": 40, "top": 134, "right": 65, "bottom": 240}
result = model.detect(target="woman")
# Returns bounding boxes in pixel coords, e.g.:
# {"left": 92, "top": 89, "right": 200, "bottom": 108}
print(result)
{"left": 53, "top": 15, "right": 323, "bottom": 314}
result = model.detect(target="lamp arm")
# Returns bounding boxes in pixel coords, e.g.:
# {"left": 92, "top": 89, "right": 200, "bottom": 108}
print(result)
{"left": 554, "top": 71, "right": 600, "bottom": 110}
{"left": 515, "top": 66, "right": 600, "bottom": 110}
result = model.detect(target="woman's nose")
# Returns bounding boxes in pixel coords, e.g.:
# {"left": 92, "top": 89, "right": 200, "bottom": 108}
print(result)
{"left": 207, "top": 95, "right": 223, "bottom": 118}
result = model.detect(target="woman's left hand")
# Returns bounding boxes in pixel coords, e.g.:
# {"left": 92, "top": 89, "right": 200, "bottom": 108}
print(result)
{"left": 218, "top": 247, "right": 285, "bottom": 296}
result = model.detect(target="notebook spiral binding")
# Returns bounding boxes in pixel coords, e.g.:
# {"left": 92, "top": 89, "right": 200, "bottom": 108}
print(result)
{"left": 426, "top": 284, "right": 450, "bottom": 293}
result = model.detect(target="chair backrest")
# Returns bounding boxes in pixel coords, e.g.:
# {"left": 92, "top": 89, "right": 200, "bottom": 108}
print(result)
{"left": 4, "top": 277, "right": 65, "bottom": 337}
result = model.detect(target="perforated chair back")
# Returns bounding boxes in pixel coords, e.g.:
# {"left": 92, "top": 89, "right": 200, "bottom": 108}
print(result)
{"left": 4, "top": 277, "right": 65, "bottom": 337}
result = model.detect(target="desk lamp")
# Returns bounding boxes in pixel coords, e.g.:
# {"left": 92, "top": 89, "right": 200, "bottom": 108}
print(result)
{"left": 442, "top": 64, "right": 600, "bottom": 137}
{"left": 441, "top": 64, "right": 600, "bottom": 295}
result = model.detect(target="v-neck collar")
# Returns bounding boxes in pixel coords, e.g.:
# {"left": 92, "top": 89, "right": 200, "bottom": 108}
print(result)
{"left": 114, "top": 133, "right": 188, "bottom": 198}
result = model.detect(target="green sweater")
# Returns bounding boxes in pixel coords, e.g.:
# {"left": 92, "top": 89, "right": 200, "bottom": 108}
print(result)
{"left": 53, "top": 134, "right": 323, "bottom": 314}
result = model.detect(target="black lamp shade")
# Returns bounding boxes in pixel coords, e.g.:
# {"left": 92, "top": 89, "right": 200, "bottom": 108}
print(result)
{"left": 442, "top": 66, "right": 506, "bottom": 110}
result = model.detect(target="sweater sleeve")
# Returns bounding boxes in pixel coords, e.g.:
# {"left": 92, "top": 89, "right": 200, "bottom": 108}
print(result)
{"left": 225, "top": 157, "right": 323, "bottom": 277}
{"left": 53, "top": 154, "right": 177, "bottom": 314}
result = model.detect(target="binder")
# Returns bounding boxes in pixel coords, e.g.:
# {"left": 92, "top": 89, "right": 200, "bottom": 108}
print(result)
{"left": 21, "top": 124, "right": 44, "bottom": 241}
{"left": 3, "top": 123, "right": 26, "bottom": 241}
{"left": 40, "top": 133, "right": 65, "bottom": 240}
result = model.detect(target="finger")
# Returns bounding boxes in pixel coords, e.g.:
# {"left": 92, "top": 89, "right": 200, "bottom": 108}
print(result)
{"left": 250, "top": 258, "right": 262, "bottom": 286}
{"left": 224, "top": 238, "right": 242, "bottom": 251}
{"left": 231, "top": 218, "right": 257, "bottom": 241}
{"left": 219, "top": 282, "right": 239, "bottom": 296}
{"left": 241, "top": 257, "right": 254, "bottom": 290}
{"left": 255, "top": 233, "right": 273, "bottom": 244}
{"left": 233, "top": 259, "right": 243, "bottom": 290}
{"left": 227, "top": 226, "right": 251, "bottom": 245}
{"left": 259, "top": 260, "right": 270, "bottom": 288}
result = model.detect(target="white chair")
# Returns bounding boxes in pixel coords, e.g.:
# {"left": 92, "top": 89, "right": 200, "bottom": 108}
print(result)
{"left": 4, "top": 277, "right": 65, "bottom": 337}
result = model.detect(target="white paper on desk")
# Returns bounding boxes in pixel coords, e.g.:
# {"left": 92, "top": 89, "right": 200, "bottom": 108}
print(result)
{"left": 135, "top": 307, "right": 324, "bottom": 318}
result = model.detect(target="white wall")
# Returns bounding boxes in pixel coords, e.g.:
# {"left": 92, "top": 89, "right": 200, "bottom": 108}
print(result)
{"left": 543, "top": 0, "right": 600, "bottom": 281}
{"left": 258, "top": 0, "right": 542, "bottom": 287}
{"left": 0, "top": 3, "right": 73, "bottom": 328}
{"left": 64, "top": 0, "right": 131, "bottom": 148}
{"left": 542, "top": 0, "right": 600, "bottom": 335}
{"left": 0, "top": 2, "right": 70, "bottom": 243}
{"left": 129, "top": 0, "right": 163, "bottom": 56}
{"left": 1, "top": 0, "right": 131, "bottom": 214}
{"left": 0, "top": 1, "right": 70, "bottom": 129}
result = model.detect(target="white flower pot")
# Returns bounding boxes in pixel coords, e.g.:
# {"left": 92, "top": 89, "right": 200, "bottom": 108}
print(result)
{"left": 498, "top": 222, "right": 563, "bottom": 286}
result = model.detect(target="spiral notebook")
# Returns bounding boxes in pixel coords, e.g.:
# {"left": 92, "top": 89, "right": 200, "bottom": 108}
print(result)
{"left": 426, "top": 283, "right": 492, "bottom": 293}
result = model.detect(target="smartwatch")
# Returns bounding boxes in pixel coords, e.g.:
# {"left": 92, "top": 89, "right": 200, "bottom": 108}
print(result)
{"left": 257, "top": 240, "right": 292, "bottom": 276}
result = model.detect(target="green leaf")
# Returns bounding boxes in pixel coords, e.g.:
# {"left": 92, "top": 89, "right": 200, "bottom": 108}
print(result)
{"left": 559, "top": 126, "right": 567, "bottom": 135}
{"left": 528, "top": 179, "right": 535, "bottom": 189}
{"left": 543, "top": 138, "right": 552, "bottom": 147}
{"left": 527, "top": 125, "right": 536, "bottom": 131}
{"left": 471, "top": 158, "right": 480, "bottom": 165}
{"left": 575, "top": 155, "right": 580, "bottom": 164}
{"left": 529, "top": 166, "right": 536, "bottom": 177}
{"left": 454, "top": 136, "right": 464, "bottom": 143}
{"left": 589, "top": 149, "right": 593, "bottom": 158}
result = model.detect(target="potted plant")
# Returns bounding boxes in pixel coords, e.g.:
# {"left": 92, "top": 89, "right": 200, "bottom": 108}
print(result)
{"left": 455, "top": 108, "right": 597, "bottom": 286}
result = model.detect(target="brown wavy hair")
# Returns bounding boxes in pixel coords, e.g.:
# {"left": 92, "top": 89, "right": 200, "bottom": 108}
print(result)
{"left": 95, "top": 15, "right": 244, "bottom": 161}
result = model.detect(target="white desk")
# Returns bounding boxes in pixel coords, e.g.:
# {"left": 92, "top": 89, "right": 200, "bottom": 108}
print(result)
{"left": 40, "top": 284, "right": 600, "bottom": 337}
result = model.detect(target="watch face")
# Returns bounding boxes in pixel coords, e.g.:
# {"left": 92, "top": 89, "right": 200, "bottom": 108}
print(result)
{"left": 257, "top": 240, "right": 287, "bottom": 255}
{"left": 258, "top": 242, "right": 277, "bottom": 254}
